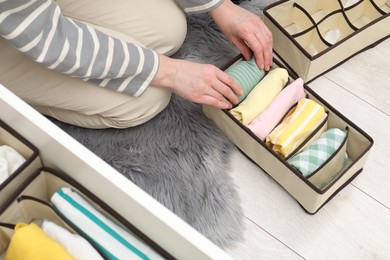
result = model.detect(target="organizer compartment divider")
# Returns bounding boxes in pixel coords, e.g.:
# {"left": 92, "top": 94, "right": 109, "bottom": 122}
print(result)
{"left": 0, "top": 120, "right": 41, "bottom": 207}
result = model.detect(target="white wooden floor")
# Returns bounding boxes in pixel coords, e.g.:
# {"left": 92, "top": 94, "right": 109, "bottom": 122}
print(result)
{"left": 224, "top": 38, "right": 390, "bottom": 259}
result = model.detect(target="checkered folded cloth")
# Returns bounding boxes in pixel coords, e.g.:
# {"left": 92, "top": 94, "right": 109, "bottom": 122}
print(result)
{"left": 288, "top": 128, "right": 347, "bottom": 177}
{"left": 225, "top": 57, "right": 265, "bottom": 102}
{"left": 266, "top": 98, "right": 327, "bottom": 158}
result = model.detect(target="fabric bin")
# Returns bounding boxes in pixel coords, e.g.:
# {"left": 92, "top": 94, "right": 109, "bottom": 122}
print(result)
{"left": 263, "top": 0, "right": 390, "bottom": 82}
{"left": 0, "top": 120, "right": 41, "bottom": 207}
{"left": 202, "top": 56, "right": 374, "bottom": 214}
{"left": 0, "top": 167, "right": 173, "bottom": 260}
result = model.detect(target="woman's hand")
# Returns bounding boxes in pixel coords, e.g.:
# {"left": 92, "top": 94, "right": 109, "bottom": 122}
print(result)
{"left": 152, "top": 55, "right": 243, "bottom": 109}
{"left": 209, "top": 0, "right": 273, "bottom": 71}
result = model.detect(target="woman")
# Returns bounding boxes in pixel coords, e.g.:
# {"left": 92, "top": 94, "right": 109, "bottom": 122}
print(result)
{"left": 0, "top": 0, "right": 272, "bottom": 128}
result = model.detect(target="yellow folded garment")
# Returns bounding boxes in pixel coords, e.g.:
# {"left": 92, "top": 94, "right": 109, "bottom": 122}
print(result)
{"left": 230, "top": 68, "right": 288, "bottom": 125}
{"left": 266, "top": 98, "right": 327, "bottom": 158}
{"left": 6, "top": 222, "right": 74, "bottom": 260}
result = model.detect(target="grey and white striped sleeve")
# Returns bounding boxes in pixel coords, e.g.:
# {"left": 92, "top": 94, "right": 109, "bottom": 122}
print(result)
{"left": 0, "top": 0, "right": 159, "bottom": 96}
{"left": 175, "top": 0, "right": 224, "bottom": 14}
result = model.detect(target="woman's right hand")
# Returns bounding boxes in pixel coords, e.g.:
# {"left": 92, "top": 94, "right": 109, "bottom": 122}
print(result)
{"left": 152, "top": 55, "right": 243, "bottom": 109}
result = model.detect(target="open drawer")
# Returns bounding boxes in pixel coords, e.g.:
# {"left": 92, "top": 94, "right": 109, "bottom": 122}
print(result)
{"left": 0, "top": 85, "right": 232, "bottom": 260}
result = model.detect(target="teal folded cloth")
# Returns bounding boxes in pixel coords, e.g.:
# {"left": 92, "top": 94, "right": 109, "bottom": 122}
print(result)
{"left": 51, "top": 187, "right": 164, "bottom": 260}
{"left": 288, "top": 128, "right": 347, "bottom": 177}
{"left": 225, "top": 57, "right": 265, "bottom": 102}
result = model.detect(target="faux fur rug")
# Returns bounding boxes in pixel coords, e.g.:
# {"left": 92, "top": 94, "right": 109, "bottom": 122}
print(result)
{"left": 51, "top": 0, "right": 276, "bottom": 249}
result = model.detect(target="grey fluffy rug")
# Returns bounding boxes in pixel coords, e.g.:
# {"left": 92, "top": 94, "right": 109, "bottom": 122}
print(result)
{"left": 51, "top": 0, "right": 275, "bottom": 249}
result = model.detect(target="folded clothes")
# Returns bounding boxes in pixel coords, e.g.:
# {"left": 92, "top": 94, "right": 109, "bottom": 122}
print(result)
{"left": 51, "top": 187, "right": 163, "bottom": 260}
{"left": 5, "top": 222, "right": 73, "bottom": 260}
{"left": 225, "top": 57, "right": 265, "bottom": 102}
{"left": 266, "top": 98, "right": 327, "bottom": 158}
{"left": 230, "top": 68, "right": 288, "bottom": 125}
{"left": 248, "top": 78, "right": 306, "bottom": 141}
{"left": 42, "top": 219, "right": 104, "bottom": 260}
{"left": 0, "top": 145, "right": 26, "bottom": 184}
{"left": 288, "top": 128, "right": 347, "bottom": 177}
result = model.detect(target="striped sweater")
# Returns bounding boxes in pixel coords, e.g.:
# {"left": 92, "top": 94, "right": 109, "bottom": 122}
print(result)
{"left": 0, "top": 0, "right": 223, "bottom": 96}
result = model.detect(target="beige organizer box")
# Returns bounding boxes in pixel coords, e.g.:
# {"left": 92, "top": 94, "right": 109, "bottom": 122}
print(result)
{"left": 203, "top": 57, "right": 373, "bottom": 214}
{"left": 263, "top": 0, "right": 390, "bottom": 82}
{"left": 0, "top": 120, "right": 41, "bottom": 207}
{"left": 0, "top": 168, "right": 172, "bottom": 259}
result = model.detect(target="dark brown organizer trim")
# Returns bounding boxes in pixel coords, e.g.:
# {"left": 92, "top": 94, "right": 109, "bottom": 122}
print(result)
{"left": 0, "top": 120, "right": 40, "bottom": 191}
{"left": 370, "top": 0, "right": 388, "bottom": 15}
{"left": 300, "top": 168, "right": 364, "bottom": 214}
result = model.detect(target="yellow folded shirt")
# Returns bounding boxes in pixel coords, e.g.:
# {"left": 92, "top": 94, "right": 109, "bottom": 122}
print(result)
{"left": 6, "top": 222, "right": 74, "bottom": 260}
{"left": 266, "top": 98, "right": 327, "bottom": 158}
{"left": 230, "top": 68, "right": 288, "bottom": 125}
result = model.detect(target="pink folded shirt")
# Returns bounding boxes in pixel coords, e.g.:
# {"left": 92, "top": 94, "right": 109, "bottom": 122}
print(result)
{"left": 248, "top": 78, "right": 306, "bottom": 141}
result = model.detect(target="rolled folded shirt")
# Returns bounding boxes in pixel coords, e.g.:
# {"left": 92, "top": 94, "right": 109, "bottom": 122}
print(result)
{"left": 288, "top": 128, "right": 347, "bottom": 177}
{"left": 266, "top": 98, "right": 327, "bottom": 158}
{"left": 51, "top": 187, "right": 164, "bottom": 260}
{"left": 5, "top": 222, "right": 73, "bottom": 260}
{"left": 248, "top": 78, "right": 306, "bottom": 141}
{"left": 230, "top": 68, "right": 288, "bottom": 125}
{"left": 225, "top": 57, "right": 265, "bottom": 102}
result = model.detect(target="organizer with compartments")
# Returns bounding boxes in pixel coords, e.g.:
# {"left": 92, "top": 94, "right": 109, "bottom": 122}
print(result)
{"left": 203, "top": 56, "right": 373, "bottom": 214}
{"left": 263, "top": 0, "right": 390, "bottom": 82}
{"left": 0, "top": 167, "right": 171, "bottom": 259}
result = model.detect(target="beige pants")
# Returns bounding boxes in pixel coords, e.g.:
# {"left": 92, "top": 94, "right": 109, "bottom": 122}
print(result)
{"left": 0, "top": 0, "right": 187, "bottom": 128}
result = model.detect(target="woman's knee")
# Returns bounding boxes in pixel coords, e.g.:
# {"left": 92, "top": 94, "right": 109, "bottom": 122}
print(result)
{"left": 104, "top": 87, "right": 173, "bottom": 128}
{"left": 147, "top": 5, "right": 187, "bottom": 55}
{"left": 35, "top": 87, "right": 172, "bottom": 129}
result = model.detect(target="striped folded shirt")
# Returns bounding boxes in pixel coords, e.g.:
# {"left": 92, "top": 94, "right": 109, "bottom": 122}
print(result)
{"left": 266, "top": 98, "right": 327, "bottom": 158}
{"left": 51, "top": 187, "right": 164, "bottom": 260}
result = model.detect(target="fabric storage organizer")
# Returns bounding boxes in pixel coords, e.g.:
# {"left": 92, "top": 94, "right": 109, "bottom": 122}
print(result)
{"left": 0, "top": 167, "right": 173, "bottom": 259}
{"left": 0, "top": 120, "right": 41, "bottom": 207}
{"left": 202, "top": 56, "right": 374, "bottom": 214}
{"left": 263, "top": 0, "right": 390, "bottom": 83}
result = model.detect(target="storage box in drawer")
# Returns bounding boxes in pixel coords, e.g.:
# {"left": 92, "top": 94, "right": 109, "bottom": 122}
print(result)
{"left": 202, "top": 57, "right": 373, "bottom": 214}
{"left": 263, "top": 0, "right": 390, "bottom": 82}
{"left": 0, "top": 120, "right": 42, "bottom": 207}
{"left": 0, "top": 167, "right": 172, "bottom": 260}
